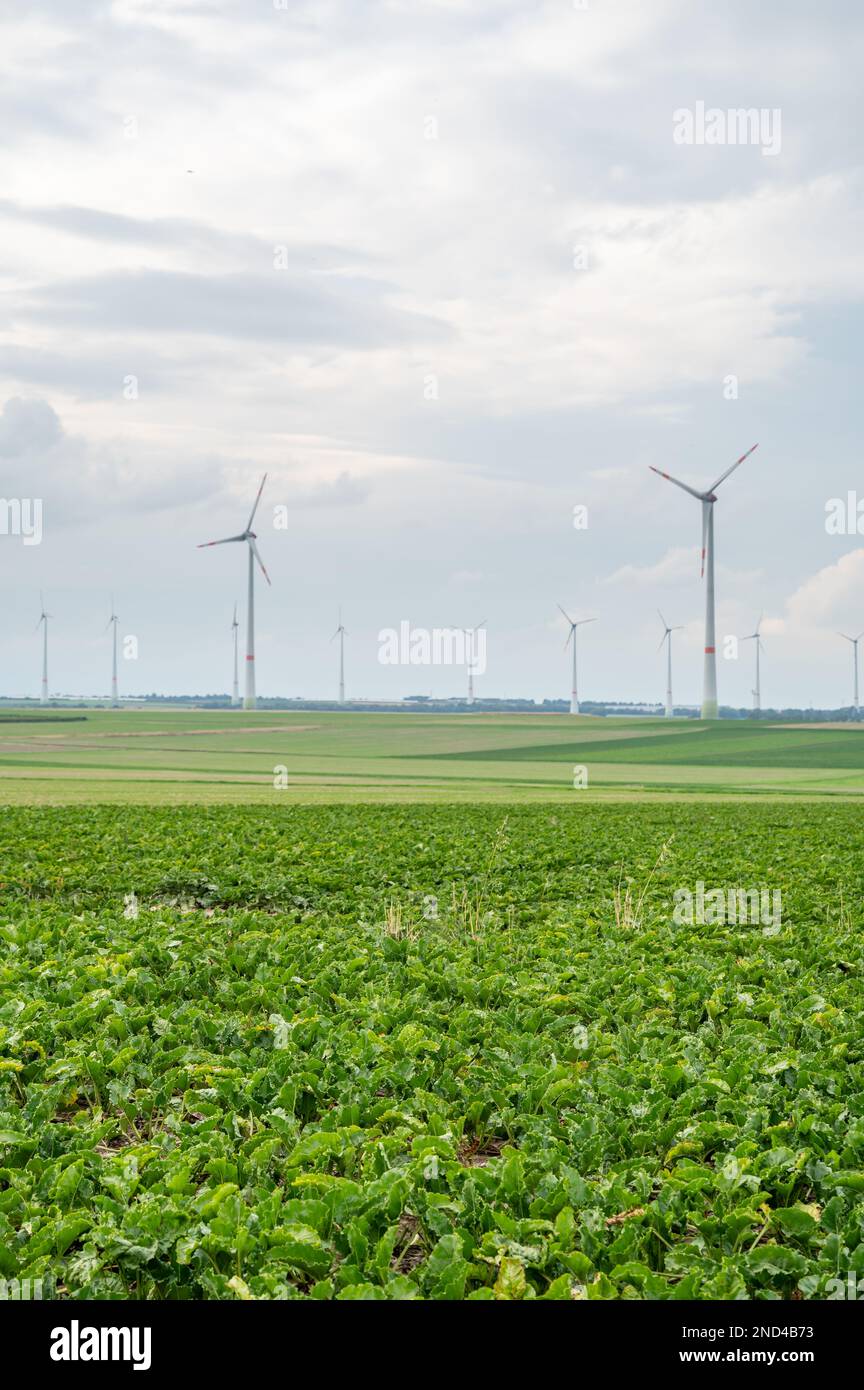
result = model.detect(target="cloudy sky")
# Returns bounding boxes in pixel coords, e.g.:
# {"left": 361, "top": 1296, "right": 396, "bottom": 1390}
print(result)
{"left": 1, "top": 0, "right": 862, "bottom": 706}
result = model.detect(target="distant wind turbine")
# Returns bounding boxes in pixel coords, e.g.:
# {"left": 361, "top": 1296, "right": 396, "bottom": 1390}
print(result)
{"left": 231, "top": 603, "right": 240, "bottom": 707}
{"left": 557, "top": 605, "right": 596, "bottom": 715}
{"left": 462, "top": 619, "right": 486, "bottom": 706}
{"left": 198, "top": 476, "right": 271, "bottom": 710}
{"left": 657, "top": 610, "right": 682, "bottom": 719}
{"left": 37, "top": 592, "right": 51, "bottom": 705}
{"left": 332, "top": 609, "right": 347, "bottom": 705}
{"left": 742, "top": 615, "right": 764, "bottom": 715}
{"left": 106, "top": 597, "right": 120, "bottom": 708}
{"left": 839, "top": 629, "right": 864, "bottom": 719}
{"left": 650, "top": 444, "right": 758, "bottom": 718}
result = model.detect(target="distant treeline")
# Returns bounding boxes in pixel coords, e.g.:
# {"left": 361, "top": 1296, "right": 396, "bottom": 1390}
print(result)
{"left": 1, "top": 697, "right": 858, "bottom": 723}
{"left": 0, "top": 712, "right": 87, "bottom": 723}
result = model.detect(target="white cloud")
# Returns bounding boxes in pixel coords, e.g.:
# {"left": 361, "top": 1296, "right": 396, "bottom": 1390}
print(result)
{"left": 771, "top": 549, "right": 864, "bottom": 634}
{"left": 603, "top": 546, "right": 700, "bottom": 587}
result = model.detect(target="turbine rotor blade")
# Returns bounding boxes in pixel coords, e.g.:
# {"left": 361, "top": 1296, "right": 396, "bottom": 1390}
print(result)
{"left": 246, "top": 473, "right": 268, "bottom": 532}
{"left": 649, "top": 466, "right": 705, "bottom": 501}
{"left": 198, "top": 534, "right": 246, "bottom": 548}
{"left": 707, "top": 442, "right": 758, "bottom": 494}
{"left": 556, "top": 603, "right": 575, "bottom": 626}
{"left": 249, "top": 537, "right": 271, "bottom": 586}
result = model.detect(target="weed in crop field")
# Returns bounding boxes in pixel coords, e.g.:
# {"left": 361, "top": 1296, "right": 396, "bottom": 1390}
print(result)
{"left": 1, "top": 803, "right": 863, "bottom": 1300}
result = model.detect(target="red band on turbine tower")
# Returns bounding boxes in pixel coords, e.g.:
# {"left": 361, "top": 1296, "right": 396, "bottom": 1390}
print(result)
{"left": 705, "top": 646, "right": 715, "bottom": 654}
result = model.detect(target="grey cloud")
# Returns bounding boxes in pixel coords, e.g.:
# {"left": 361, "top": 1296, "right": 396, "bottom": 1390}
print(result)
{"left": 0, "top": 397, "right": 63, "bottom": 457}
{"left": 0, "top": 395, "right": 227, "bottom": 520}
{"left": 0, "top": 200, "right": 370, "bottom": 274}
{"left": 0, "top": 343, "right": 194, "bottom": 401}
{"left": 285, "top": 471, "right": 371, "bottom": 509}
{"left": 17, "top": 269, "right": 452, "bottom": 348}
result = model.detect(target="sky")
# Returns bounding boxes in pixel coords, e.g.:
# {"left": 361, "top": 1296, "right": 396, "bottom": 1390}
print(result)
{"left": 1, "top": 0, "right": 863, "bottom": 707}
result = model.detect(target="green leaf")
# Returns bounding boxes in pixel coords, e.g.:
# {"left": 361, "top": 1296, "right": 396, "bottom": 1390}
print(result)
{"left": 494, "top": 1257, "right": 527, "bottom": 1300}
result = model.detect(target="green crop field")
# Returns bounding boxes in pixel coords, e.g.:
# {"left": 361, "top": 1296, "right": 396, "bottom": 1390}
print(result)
{"left": 2, "top": 802, "right": 863, "bottom": 1300}
{"left": 0, "top": 708, "right": 863, "bottom": 803}
{"left": 2, "top": 711, "right": 863, "bottom": 1302}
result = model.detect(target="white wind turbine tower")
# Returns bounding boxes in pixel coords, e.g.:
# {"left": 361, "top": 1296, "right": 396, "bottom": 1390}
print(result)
{"left": 231, "top": 603, "right": 240, "bottom": 707}
{"left": 742, "top": 615, "right": 764, "bottom": 715}
{"left": 37, "top": 592, "right": 51, "bottom": 705}
{"left": 839, "top": 629, "right": 864, "bottom": 719}
{"left": 657, "top": 610, "right": 682, "bottom": 719}
{"left": 106, "top": 597, "right": 120, "bottom": 708}
{"left": 557, "top": 605, "right": 596, "bottom": 715}
{"left": 198, "top": 476, "right": 271, "bottom": 710}
{"left": 650, "top": 444, "right": 758, "bottom": 719}
{"left": 463, "top": 619, "right": 486, "bottom": 706}
{"left": 332, "top": 609, "right": 347, "bottom": 705}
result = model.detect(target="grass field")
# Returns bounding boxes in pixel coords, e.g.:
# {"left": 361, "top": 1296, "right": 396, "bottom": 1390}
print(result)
{"left": 2, "top": 711, "right": 862, "bottom": 1301}
{"left": 1, "top": 708, "right": 863, "bottom": 803}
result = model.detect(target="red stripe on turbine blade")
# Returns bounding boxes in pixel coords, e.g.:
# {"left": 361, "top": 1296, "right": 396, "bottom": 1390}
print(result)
{"left": 705, "top": 646, "right": 716, "bottom": 654}
{"left": 245, "top": 655, "right": 254, "bottom": 661}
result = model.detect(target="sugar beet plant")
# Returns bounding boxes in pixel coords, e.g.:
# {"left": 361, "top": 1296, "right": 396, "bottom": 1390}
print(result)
{"left": 1, "top": 804, "right": 863, "bottom": 1300}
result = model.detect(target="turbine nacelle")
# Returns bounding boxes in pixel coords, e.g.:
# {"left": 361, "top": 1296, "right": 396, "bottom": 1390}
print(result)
{"left": 657, "top": 610, "right": 683, "bottom": 651}
{"left": 742, "top": 613, "right": 764, "bottom": 647}
{"left": 557, "top": 604, "right": 596, "bottom": 648}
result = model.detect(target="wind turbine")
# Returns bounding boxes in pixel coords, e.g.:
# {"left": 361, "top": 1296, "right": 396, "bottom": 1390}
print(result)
{"left": 37, "top": 592, "right": 51, "bottom": 705}
{"left": 557, "top": 605, "right": 596, "bottom": 715}
{"left": 657, "top": 610, "right": 682, "bottom": 719}
{"left": 463, "top": 619, "right": 486, "bottom": 706}
{"left": 742, "top": 615, "right": 764, "bottom": 715}
{"left": 650, "top": 444, "right": 758, "bottom": 719}
{"left": 231, "top": 603, "right": 240, "bottom": 707}
{"left": 332, "top": 609, "right": 347, "bottom": 705}
{"left": 198, "top": 476, "right": 270, "bottom": 710}
{"left": 839, "top": 629, "right": 864, "bottom": 719}
{"left": 106, "top": 597, "right": 120, "bottom": 708}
